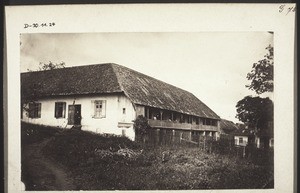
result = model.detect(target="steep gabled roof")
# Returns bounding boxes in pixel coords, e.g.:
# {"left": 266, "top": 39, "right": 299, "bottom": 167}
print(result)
{"left": 231, "top": 129, "right": 253, "bottom": 137}
{"left": 21, "top": 63, "right": 122, "bottom": 98}
{"left": 220, "top": 119, "right": 240, "bottom": 134}
{"left": 21, "top": 63, "right": 220, "bottom": 119}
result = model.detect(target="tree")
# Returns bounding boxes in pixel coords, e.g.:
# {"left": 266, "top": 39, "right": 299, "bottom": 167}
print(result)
{"left": 235, "top": 96, "right": 273, "bottom": 133}
{"left": 28, "top": 61, "right": 66, "bottom": 72}
{"left": 23, "top": 61, "right": 66, "bottom": 116}
{"left": 246, "top": 45, "right": 273, "bottom": 94}
{"left": 38, "top": 61, "right": 65, "bottom": 71}
{"left": 133, "top": 115, "right": 151, "bottom": 143}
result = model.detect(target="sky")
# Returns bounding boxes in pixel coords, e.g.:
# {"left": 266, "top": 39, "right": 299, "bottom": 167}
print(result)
{"left": 20, "top": 32, "right": 273, "bottom": 123}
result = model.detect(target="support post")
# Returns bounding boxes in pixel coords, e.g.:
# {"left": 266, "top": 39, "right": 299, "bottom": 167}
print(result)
{"left": 180, "top": 132, "right": 183, "bottom": 143}
{"left": 172, "top": 129, "right": 175, "bottom": 143}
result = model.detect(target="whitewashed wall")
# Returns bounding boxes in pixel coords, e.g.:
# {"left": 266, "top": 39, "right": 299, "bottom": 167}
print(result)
{"left": 234, "top": 136, "right": 248, "bottom": 146}
{"left": 22, "top": 94, "right": 136, "bottom": 140}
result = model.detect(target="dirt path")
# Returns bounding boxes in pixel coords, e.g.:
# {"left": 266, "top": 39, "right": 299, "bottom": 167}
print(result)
{"left": 22, "top": 137, "right": 76, "bottom": 190}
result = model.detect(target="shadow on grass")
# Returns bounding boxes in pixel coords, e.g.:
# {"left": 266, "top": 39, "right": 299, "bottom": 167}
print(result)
{"left": 21, "top": 122, "right": 274, "bottom": 190}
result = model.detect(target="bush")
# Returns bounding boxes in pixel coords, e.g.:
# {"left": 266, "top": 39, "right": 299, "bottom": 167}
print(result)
{"left": 22, "top": 123, "right": 274, "bottom": 190}
{"left": 21, "top": 122, "right": 61, "bottom": 146}
{"left": 42, "top": 129, "right": 141, "bottom": 167}
{"left": 133, "top": 115, "right": 151, "bottom": 143}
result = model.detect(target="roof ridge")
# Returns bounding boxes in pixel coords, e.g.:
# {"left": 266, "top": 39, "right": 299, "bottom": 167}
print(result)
{"left": 21, "top": 63, "right": 115, "bottom": 74}
{"left": 111, "top": 63, "right": 219, "bottom": 119}
{"left": 111, "top": 63, "right": 199, "bottom": 97}
{"left": 110, "top": 63, "right": 125, "bottom": 92}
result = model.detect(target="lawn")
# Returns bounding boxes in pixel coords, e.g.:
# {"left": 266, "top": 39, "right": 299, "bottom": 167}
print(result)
{"left": 21, "top": 123, "right": 274, "bottom": 190}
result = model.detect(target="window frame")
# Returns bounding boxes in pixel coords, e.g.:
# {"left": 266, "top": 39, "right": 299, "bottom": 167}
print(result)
{"left": 28, "top": 102, "right": 41, "bottom": 119}
{"left": 239, "top": 137, "right": 244, "bottom": 144}
{"left": 93, "top": 100, "right": 106, "bottom": 118}
{"left": 270, "top": 138, "right": 274, "bottom": 147}
{"left": 55, "top": 102, "right": 66, "bottom": 118}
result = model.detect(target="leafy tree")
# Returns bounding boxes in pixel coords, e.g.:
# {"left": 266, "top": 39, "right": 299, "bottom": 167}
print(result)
{"left": 23, "top": 61, "right": 65, "bottom": 116}
{"left": 246, "top": 45, "right": 273, "bottom": 94}
{"left": 236, "top": 96, "right": 273, "bottom": 133}
{"left": 38, "top": 61, "right": 65, "bottom": 71}
{"left": 27, "top": 61, "right": 66, "bottom": 72}
{"left": 133, "top": 115, "right": 151, "bottom": 143}
{"left": 21, "top": 82, "right": 42, "bottom": 115}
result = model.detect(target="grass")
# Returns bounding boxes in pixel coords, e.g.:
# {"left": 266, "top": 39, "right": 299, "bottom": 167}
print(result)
{"left": 21, "top": 122, "right": 61, "bottom": 146}
{"left": 22, "top": 123, "right": 274, "bottom": 190}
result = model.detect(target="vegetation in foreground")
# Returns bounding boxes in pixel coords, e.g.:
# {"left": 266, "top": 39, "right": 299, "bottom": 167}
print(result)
{"left": 22, "top": 123, "right": 273, "bottom": 190}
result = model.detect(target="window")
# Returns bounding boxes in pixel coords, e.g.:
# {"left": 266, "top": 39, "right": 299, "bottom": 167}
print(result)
{"left": 196, "top": 117, "right": 199, "bottom": 125}
{"left": 239, "top": 137, "right": 243, "bottom": 144}
{"left": 29, "top": 102, "right": 41, "bottom": 118}
{"left": 192, "top": 131, "right": 199, "bottom": 136}
{"left": 188, "top": 116, "right": 192, "bottom": 124}
{"left": 180, "top": 114, "right": 184, "bottom": 123}
{"left": 92, "top": 100, "right": 106, "bottom": 118}
{"left": 123, "top": 108, "right": 126, "bottom": 114}
{"left": 122, "top": 129, "right": 126, "bottom": 136}
{"left": 145, "top": 107, "right": 149, "bottom": 118}
{"left": 203, "top": 118, "right": 217, "bottom": 126}
{"left": 55, "top": 102, "right": 66, "bottom": 118}
{"left": 270, "top": 138, "right": 274, "bottom": 147}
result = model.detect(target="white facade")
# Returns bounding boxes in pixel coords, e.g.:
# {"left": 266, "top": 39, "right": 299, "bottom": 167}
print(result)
{"left": 22, "top": 93, "right": 136, "bottom": 140}
{"left": 255, "top": 136, "right": 274, "bottom": 148}
{"left": 234, "top": 136, "right": 248, "bottom": 146}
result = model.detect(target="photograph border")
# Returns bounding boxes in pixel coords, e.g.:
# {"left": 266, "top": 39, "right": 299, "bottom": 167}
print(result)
{"left": 4, "top": 3, "right": 296, "bottom": 193}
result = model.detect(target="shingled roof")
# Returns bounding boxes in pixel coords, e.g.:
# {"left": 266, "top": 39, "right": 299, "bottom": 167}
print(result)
{"left": 220, "top": 119, "right": 240, "bottom": 134}
{"left": 21, "top": 63, "right": 220, "bottom": 119}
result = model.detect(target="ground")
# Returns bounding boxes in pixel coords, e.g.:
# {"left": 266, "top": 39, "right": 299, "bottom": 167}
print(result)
{"left": 21, "top": 123, "right": 274, "bottom": 190}
{"left": 21, "top": 125, "right": 76, "bottom": 190}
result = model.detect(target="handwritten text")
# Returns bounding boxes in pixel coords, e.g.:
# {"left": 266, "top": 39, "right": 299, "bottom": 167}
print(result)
{"left": 24, "top": 22, "right": 56, "bottom": 29}
{"left": 279, "top": 5, "right": 296, "bottom": 15}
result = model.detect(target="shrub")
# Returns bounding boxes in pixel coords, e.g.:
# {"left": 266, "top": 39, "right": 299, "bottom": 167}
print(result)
{"left": 133, "top": 115, "right": 151, "bottom": 143}
{"left": 42, "top": 129, "right": 141, "bottom": 167}
{"left": 21, "top": 122, "right": 61, "bottom": 146}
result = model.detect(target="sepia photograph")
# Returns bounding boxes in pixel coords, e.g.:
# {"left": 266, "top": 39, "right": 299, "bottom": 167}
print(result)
{"left": 20, "top": 32, "right": 274, "bottom": 190}
{"left": 4, "top": 4, "right": 296, "bottom": 193}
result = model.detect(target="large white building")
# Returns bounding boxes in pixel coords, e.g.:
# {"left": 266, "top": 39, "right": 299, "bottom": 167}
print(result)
{"left": 21, "top": 63, "right": 220, "bottom": 141}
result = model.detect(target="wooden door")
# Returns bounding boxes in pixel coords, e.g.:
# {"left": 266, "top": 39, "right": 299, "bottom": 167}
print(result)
{"left": 68, "top": 105, "right": 81, "bottom": 125}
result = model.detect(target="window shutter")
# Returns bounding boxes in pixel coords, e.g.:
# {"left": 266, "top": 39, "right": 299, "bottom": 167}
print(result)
{"left": 54, "top": 103, "right": 58, "bottom": 118}
{"left": 101, "top": 100, "right": 106, "bottom": 118}
{"left": 63, "top": 103, "right": 66, "bottom": 118}
{"left": 28, "top": 103, "right": 33, "bottom": 118}
{"left": 91, "top": 100, "right": 95, "bottom": 118}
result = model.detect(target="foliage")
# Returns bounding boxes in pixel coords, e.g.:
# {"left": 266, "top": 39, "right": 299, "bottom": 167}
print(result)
{"left": 27, "top": 61, "right": 66, "bottom": 72}
{"left": 246, "top": 45, "right": 273, "bottom": 94}
{"left": 22, "top": 123, "right": 273, "bottom": 190}
{"left": 235, "top": 96, "right": 273, "bottom": 131}
{"left": 21, "top": 122, "right": 61, "bottom": 146}
{"left": 38, "top": 61, "right": 65, "bottom": 71}
{"left": 133, "top": 115, "right": 151, "bottom": 136}
{"left": 23, "top": 61, "right": 66, "bottom": 113}
{"left": 42, "top": 128, "right": 140, "bottom": 167}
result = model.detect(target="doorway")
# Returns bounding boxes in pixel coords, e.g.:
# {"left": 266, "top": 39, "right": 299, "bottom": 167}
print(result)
{"left": 68, "top": 105, "right": 81, "bottom": 125}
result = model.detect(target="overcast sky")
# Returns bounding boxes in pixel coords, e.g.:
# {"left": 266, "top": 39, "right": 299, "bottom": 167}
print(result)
{"left": 20, "top": 32, "right": 273, "bottom": 123}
